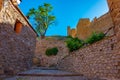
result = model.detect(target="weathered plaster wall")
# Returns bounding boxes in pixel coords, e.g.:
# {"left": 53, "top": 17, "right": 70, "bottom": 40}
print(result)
{"left": 58, "top": 36, "right": 120, "bottom": 79}
{"left": 0, "top": 23, "right": 36, "bottom": 75}
{"left": 0, "top": 0, "right": 35, "bottom": 34}
{"left": 0, "top": 1, "right": 23, "bottom": 25}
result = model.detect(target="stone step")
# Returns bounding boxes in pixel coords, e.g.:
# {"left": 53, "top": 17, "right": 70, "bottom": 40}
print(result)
{"left": 32, "top": 66, "right": 58, "bottom": 70}
{"left": 18, "top": 73, "right": 83, "bottom": 77}
{"left": 17, "top": 69, "right": 83, "bottom": 76}
{"left": 4, "top": 76, "right": 88, "bottom": 80}
{"left": 4, "top": 69, "right": 87, "bottom": 80}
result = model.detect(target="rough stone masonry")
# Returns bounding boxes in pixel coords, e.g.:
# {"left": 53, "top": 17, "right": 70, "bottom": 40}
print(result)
{"left": 57, "top": 0, "right": 120, "bottom": 79}
{"left": 0, "top": 0, "right": 36, "bottom": 76}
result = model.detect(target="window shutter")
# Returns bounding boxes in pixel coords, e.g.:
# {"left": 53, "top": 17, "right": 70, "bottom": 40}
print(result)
{"left": 0, "top": 0, "right": 3, "bottom": 11}
{"left": 14, "top": 19, "right": 23, "bottom": 34}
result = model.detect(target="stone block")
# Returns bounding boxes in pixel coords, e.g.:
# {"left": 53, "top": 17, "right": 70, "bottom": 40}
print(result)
{"left": 0, "top": 69, "right": 4, "bottom": 75}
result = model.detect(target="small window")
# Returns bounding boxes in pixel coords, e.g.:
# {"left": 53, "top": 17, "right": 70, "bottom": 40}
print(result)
{"left": 14, "top": 19, "right": 23, "bottom": 34}
{"left": 0, "top": 0, "right": 3, "bottom": 11}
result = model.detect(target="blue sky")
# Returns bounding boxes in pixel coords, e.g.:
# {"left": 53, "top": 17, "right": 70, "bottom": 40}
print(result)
{"left": 19, "top": 0, "right": 109, "bottom": 36}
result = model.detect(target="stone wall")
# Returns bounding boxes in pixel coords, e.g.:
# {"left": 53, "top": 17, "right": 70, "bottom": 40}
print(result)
{"left": 67, "top": 26, "right": 71, "bottom": 36}
{"left": 33, "top": 0, "right": 120, "bottom": 79}
{"left": 70, "top": 29, "right": 76, "bottom": 38}
{"left": 89, "top": 13, "right": 114, "bottom": 36}
{"left": 58, "top": 36, "right": 120, "bottom": 79}
{"left": 0, "top": 0, "right": 36, "bottom": 76}
{"left": 35, "top": 38, "right": 69, "bottom": 67}
{"left": 0, "top": 23, "right": 36, "bottom": 75}
{"left": 68, "top": 13, "right": 114, "bottom": 40}
{"left": 58, "top": 0, "right": 120, "bottom": 79}
{"left": 76, "top": 18, "right": 92, "bottom": 40}
{"left": 107, "top": 0, "right": 120, "bottom": 41}
{"left": 67, "top": 26, "right": 76, "bottom": 38}
{"left": 0, "top": 0, "right": 35, "bottom": 34}
{"left": 0, "top": 1, "right": 25, "bottom": 25}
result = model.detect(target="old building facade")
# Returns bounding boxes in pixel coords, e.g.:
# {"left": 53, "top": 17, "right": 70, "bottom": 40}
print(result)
{"left": 0, "top": 0, "right": 36, "bottom": 75}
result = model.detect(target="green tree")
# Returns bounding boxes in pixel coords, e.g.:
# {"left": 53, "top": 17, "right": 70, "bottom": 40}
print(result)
{"left": 27, "top": 3, "right": 56, "bottom": 38}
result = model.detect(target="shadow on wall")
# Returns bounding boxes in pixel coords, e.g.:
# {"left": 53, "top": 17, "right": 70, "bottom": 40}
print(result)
{"left": 58, "top": 35, "right": 120, "bottom": 79}
{"left": 0, "top": 23, "right": 36, "bottom": 75}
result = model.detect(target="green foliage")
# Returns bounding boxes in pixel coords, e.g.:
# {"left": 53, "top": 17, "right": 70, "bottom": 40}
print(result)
{"left": 65, "top": 32, "right": 105, "bottom": 52}
{"left": 27, "top": 3, "right": 56, "bottom": 38}
{"left": 66, "top": 35, "right": 73, "bottom": 39}
{"left": 45, "top": 47, "right": 58, "bottom": 56}
{"left": 65, "top": 36, "right": 84, "bottom": 52}
{"left": 86, "top": 32, "right": 105, "bottom": 44}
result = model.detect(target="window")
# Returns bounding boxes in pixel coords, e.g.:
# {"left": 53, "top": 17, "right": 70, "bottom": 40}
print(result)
{"left": 0, "top": 0, "right": 3, "bottom": 11}
{"left": 14, "top": 19, "right": 23, "bottom": 33}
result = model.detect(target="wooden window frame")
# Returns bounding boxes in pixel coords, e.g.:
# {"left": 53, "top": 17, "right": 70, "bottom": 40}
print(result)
{"left": 14, "top": 19, "right": 23, "bottom": 34}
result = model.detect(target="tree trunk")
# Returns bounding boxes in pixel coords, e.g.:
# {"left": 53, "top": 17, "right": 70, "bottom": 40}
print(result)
{"left": 41, "top": 35, "right": 45, "bottom": 39}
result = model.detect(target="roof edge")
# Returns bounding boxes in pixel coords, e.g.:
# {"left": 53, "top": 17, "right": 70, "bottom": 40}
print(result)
{"left": 10, "top": 0, "right": 38, "bottom": 36}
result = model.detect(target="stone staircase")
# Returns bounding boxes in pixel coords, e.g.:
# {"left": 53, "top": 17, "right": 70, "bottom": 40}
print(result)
{"left": 4, "top": 67, "right": 115, "bottom": 80}
{"left": 4, "top": 67, "right": 88, "bottom": 80}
